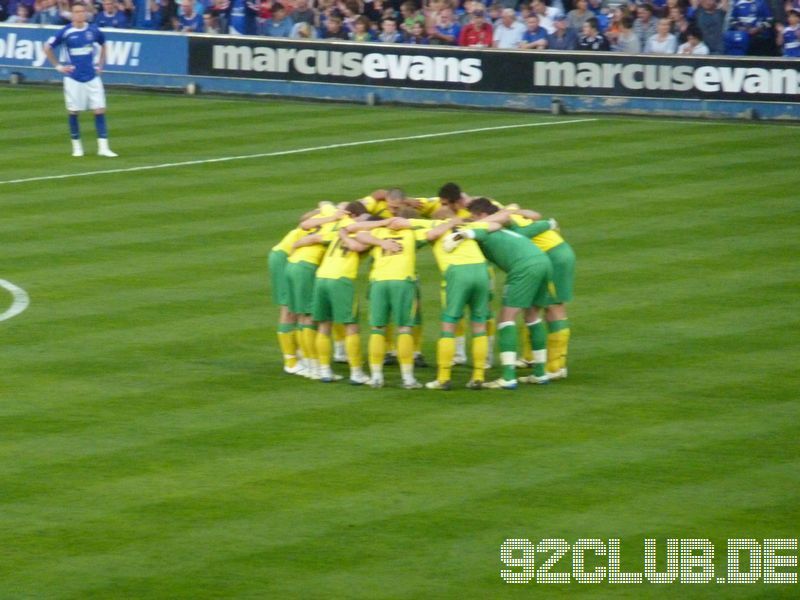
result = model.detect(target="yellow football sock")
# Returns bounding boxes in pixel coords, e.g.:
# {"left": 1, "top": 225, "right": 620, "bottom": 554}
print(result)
{"left": 487, "top": 317, "right": 496, "bottom": 337}
{"left": 412, "top": 325, "right": 423, "bottom": 353}
{"left": 302, "top": 326, "right": 318, "bottom": 361}
{"left": 385, "top": 324, "right": 395, "bottom": 353}
{"left": 521, "top": 325, "right": 534, "bottom": 363}
{"left": 559, "top": 328, "right": 571, "bottom": 370}
{"left": 471, "top": 334, "right": 488, "bottom": 382}
{"left": 546, "top": 329, "right": 571, "bottom": 373}
{"left": 332, "top": 323, "right": 346, "bottom": 343}
{"left": 368, "top": 332, "right": 386, "bottom": 371}
{"left": 397, "top": 333, "right": 414, "bottom": 367}
{"left": 315, "top": 332, "right": 332, "bottom": 368}
{"left": 436, "top": 335, "right": 455, "bottom": 382}
{"left": 277, "top": 330, "right": 297, "bottom": 368}
{"left": 346, "top": 333, "right": 362, "bottom": 369}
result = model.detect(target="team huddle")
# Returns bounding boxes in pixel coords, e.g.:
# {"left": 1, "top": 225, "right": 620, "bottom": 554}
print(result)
{"left": 268, "top": 183, "right": 575, "bottom": 390}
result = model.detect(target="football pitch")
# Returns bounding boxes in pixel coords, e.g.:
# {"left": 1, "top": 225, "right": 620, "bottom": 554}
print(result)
{"left": 1, "top": 85, "right": 799, "bottom": 598}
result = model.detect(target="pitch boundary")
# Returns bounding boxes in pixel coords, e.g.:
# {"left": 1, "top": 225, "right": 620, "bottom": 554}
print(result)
{"left": 0, "top": 279, "right": 30, "bottom": 322}
{"left": 0, "top": 118, "right": 597, "bottom": 186}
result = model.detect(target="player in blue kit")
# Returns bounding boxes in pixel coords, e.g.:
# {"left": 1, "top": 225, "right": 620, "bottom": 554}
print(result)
{"left": 43, "top": 2, "right": 118, "bottom": 158}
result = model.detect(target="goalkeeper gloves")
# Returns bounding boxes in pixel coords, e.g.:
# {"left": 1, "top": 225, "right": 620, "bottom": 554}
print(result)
{"left": 547, "top": 218, "right": 559, "bottom": 231}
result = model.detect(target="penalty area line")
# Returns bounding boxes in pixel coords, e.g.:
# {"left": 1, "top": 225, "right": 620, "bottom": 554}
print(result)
{"left": 0, "top": 279, "right": 30, "bottom": 322}
{"left": 0, "top": 118, "right": 597, "bottom": 186}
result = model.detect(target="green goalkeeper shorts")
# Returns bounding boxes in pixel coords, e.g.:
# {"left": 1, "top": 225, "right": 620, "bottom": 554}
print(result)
{"left": 503, "top": 255, "right": 554, "bottom": 309}
{"left": 441, "top": 263, "right": 490, "bottom": 323}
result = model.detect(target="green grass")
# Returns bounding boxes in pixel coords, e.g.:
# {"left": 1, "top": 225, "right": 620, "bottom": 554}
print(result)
{"left": 1, "top": 84, "right": 799, "bottom": 599}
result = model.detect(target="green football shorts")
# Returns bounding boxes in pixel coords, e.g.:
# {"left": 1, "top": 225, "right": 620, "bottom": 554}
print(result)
{"left": 312, "top": 277, "right": 358, "bottom": 324}
{"left": 441, "top": 263, "right": 490, "bottom": 323}
{"left": 285, "top": 260, "right": 317, "bottom": 315}
{"left": 547, "top": 242, "right": 576, "bottom": 304}
{"left": 268, "top": 249, "right": 289, "bottom": 306}
{"left": 369, "top": 279, "right": 416, "bottom": 328}
{"left": 503, "top": 255, "right": 554, "bottom": 309}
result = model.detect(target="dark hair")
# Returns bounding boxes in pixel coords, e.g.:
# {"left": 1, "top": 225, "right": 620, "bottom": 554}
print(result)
{"left": 438, "top": 182, "right": 462, "bottom": 203}
{"left": 468, "top": 197, "right": 499, "bottom": 216}
{"left": 345, "top": 201, "right": 367, "bottom": 216}
{"left": 272, "top": 2, "right": 284, "bottom": 10}
{"left": 586, "top": 16, "right": 599, "bottom": 30}
{"left": 621, "top": 15, "right": 634, "bottom": 28}
{"left": 686, "top": 25, "right": 703, "bottom": 40}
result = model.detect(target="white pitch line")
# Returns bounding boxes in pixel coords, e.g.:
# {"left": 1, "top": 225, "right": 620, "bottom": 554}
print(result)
{"left": 0, "top": 279, "right": 30, "bottom": 322}
{"left": 0, "top": 119, "right": 597, "bottom": 186}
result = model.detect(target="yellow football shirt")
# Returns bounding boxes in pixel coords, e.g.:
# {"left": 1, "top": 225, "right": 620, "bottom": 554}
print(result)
{"left": 408, "top": 219, "right": 486, "bottom": 273}
{"left": 509, "top": 214, "right": 564, "bottom": 252}
{"left": 366, "top": 227, "right": 426, "bottom": 281}
{"left": 316, "top": 217, "right": 363, "bottom": 280}
{"left": 359, "top": 195, "right": 393, "bottom": 219}
{"left": 271, "top": 227, "right": 305, "bottom": 254}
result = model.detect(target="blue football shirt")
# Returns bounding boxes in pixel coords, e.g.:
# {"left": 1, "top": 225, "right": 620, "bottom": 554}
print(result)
{"left": 47, "top": 24, "right": 106, "bottom": 83}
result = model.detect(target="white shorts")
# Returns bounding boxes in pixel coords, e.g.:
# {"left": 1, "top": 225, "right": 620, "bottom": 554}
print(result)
{"left": 63, "top": 76, "right": 106, "bottom": 112}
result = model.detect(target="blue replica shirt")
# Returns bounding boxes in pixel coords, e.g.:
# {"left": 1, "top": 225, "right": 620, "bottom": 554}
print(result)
{"left": 95, "top": 10, "right": 130, "bottom": 28}
{"left": 730, "top": 0, "right": 772, "bottom": 31}
{"left": 435, "top": 23, "right": 461, "bottom": 44}
{"left": 177, "top": 12, "right": 204, "bottom": 31}
{"left": 47, "top": 24, "right": 105, "bottom": 83}
{"left": 784, "top": 24, "right": 800, "bottom": 56}
{"left": 522, "top": 27, "right": 548, "bottom": 44}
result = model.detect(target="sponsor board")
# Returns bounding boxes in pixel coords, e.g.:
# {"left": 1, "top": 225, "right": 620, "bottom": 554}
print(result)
{"left": 189, "top": 36, "right": 800, "bottom": 103}
{"left": 0, "top": 24, "right": 187, "bottom": 75}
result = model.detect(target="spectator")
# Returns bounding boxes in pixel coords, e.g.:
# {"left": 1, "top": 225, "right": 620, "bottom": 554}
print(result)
{"left": 363, "top": 0, "right": 388, "bottom": 22}
{"left": 405, "top": 19, "right": 430, "bottom": 41}
{"left": 428, "top": 7, "right": 461, "bottom": 44}
{"left": 776, "top": 8, "right": 800, "bottom": 56}
{"left": 174, "top": 0, "right": 203, "bottom": 30}
{"left": 612, "top": 14, "right": 641, "bottom": 51}
{"left": 321, "top": 13, "right": 349, "bottom": 37}
{"left": 547, "top": 13, "right": 577, "bottom": 48}
{"left": 209, "top": 0, "right": 230, "bottom": 33}
{"left": 458, "top": 7, "right": 493, "bottom": 45}
{"left": 728, "top": 0, "right": 774, "bottom": 55}
{"left": 260, "top": 1, "right": 294, "bottom": 35}
{"left": 377, "top": 16, "right": 405, "bottom": 40}
{"left": 493, "top": 7, "right": 526, "bottom": 47}
{"left": 291, "top": 0, "right": 316, "bottom": 24}
{"left": 399, "top": 0, "right": 425, "bottom": 33}
{"left": 290, "top": 20, "right": 319, "bottom": 36}
{"left": 487, "top": 1, "right": 503, "bottom": 24}
{"left": 95, "top": 0, "right": 130, "bottom": 27}
{"left": 604, "top": 4, "right": 631, "bottom": 47}
{"left": 677, "top": 25, "right": 710, "bottom": 52}
{"left": 6, "top": 2, "right": 30, "bottom": 21}
{"left": 668, "top": 5, "right": 690, "bottom": 44}
{"left": 566, "top": 0, "right": 595, "bottom": 32}
{"left": 532, "top": 0, "right": 559, "bottom": 33}
{"left": 576, "top": 15, "right": 610, "bottom": 48}
{"left": 350, "top": 13, "right": 376, "bottom": 39}
{"left": 340, "top": 0, "right": 362, "bottom": 34}
{"left": 633, "top": 3, "right": 659, "bottom": 49}
{"left": 645, "top": 16, "right": 677, "bottom": 51}
{"left": 520, "top": 14, "right": 549, "bottom": 47}
{"left": 693, "top": 0, "right": 726, "bottom": 53}
{"left": 203, "top": 11, "right": 220, "bottom": 32}
{"left": 30, "top": 0, "right": 61, "bottom": 24}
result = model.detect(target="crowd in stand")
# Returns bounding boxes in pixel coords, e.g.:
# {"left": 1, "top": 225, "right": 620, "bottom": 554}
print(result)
{"left": 1, "top": 0, "right": 797, "bottom": 56}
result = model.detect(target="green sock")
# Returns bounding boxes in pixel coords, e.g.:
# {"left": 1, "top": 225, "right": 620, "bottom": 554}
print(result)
{"left": 528, "top": 320, "right": 547, "bottom": 377}
{"left": 498, "top": 323, "right": 517, "bottom": 381}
